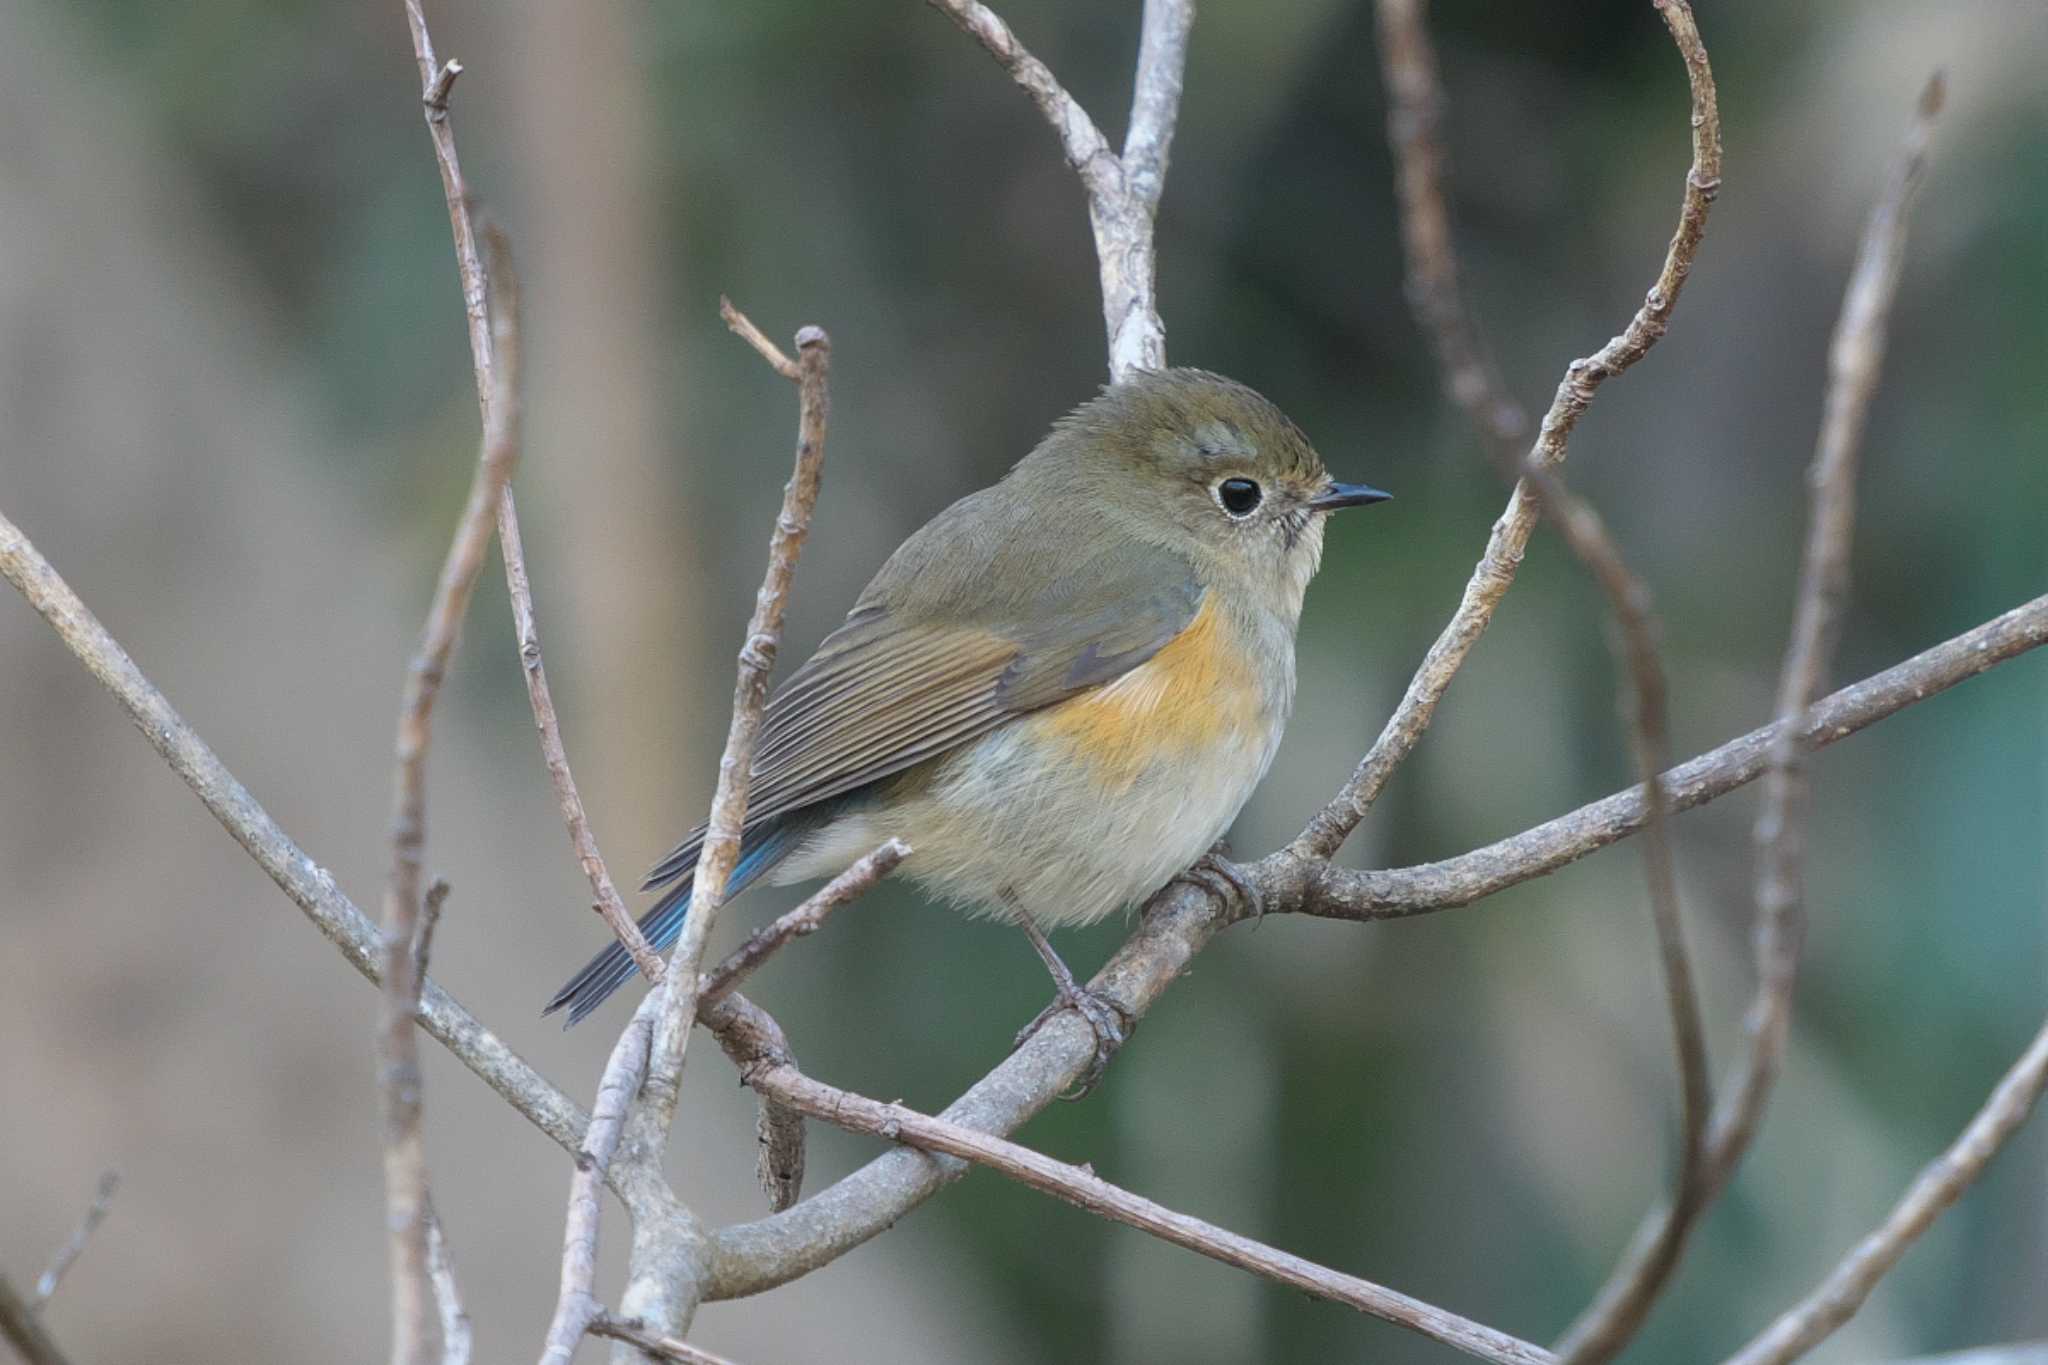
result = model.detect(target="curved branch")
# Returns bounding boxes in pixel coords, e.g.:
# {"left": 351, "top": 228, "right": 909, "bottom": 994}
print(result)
{"left": 724, "top": 1040, "right": 1555, "bottom": 1364}
{"left": 926, "top": 0, "right": 1191, "bottom": 377}
{"left": 1300, "top": 592, "right": 2048, "bottom": 922}
{"left": 1553, "top": 74, "right": 1945, "bottom": 1361}
{"left": 704, "top": 589, "right": 2048, "bottom": 1297}
{"left": 1292, "top": 0, "right": 1721, "bottom": 865}
{"left": 1721, "top": 1016, "right": 2048, "bottom": 1365}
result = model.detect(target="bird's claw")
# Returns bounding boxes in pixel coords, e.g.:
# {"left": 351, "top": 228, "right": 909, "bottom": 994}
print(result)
{"left": 1013, "top": 982, "right": 1136, "bottom": 1100}
{"left": 1174, "top": 845, "right": 1261, "bottom": 923}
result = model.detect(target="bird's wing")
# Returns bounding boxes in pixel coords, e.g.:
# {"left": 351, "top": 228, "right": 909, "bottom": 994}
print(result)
{"left": 640, "top": 546, "right": 1203, "bottom": 889}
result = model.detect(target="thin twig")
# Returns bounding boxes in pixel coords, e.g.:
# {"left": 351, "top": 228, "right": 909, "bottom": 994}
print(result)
{"left": 1722, "top": 1016, "right": 2048, "bottom": 1365}
{"left": 1553, "top": 74, "right": 1945, "bottom": 1362}
{"left": 1526, "top": 470, "right": 1711, "bottom": 1365}
{"left": 539, "top": 993, "right": 662, "bottom": 1365}
{"left": 697, "top": 994, "right": 810, "bottom": 1212}
{"left": 0, "top": 510, "right": 591, "bottom": 1147}
{"left": 376, "top": 209, "right": 518, "bottom": 1365}
{"left": 612, "top": 315, "right": 833, "bottom": 1346}
{"left": 0, "top": 1276, "right": 70, "bottom": 1365}
{"left": 499, "top": 488, "right": 665, "bottom": 985}
{"left": 402, "top": 0, "right": 494, "bottom": 407}
{"left": 1371, "top": 7, "right": 1716, "bottom": 1350}
{"left": 924, "top": 0, "right": 1120, "bottom": 201}
{"left": 635, "top": 317, "right": 832, "bottom": 1127}
{"left": 1292, "top": 0, "right": 1721, "bottom": 866}
{"left": 926, "top": 0, "right": 1190, "bottom": 377}
{"left": 718, "top": 296, "right": 798, "bottom": 380}
{"left": 708, "top": 1004, "right": 1553, "bottom": 1365}
{"left": 700, "top": 838, "right": 909, "bottom": 1004}
{"left": 1120, "top": 0, "right": 1195, "bottom": 214}
{"left": 425, "top": 1206, "right": 472, "bottom": 1365}
{"left": 31, "top": 1171, "right": 119, "bottom": 1307}
{"left": 591, "top": 1315, "right": 748, "bottom": 1365}
{"left": 1298, "top": 593, "right": 2048, "bottom": 923}
{"left": 1710, "top": 67, "right": 1945, "bottom": 1179}
{"left": 1373, "top": 0, "right": 1527, "bottom": 463}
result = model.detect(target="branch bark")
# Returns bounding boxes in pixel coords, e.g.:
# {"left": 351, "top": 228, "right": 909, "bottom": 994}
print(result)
{"left": 376, "top": 213, "right": 517, "bottom": 1365}
{"left": 700, "top": 839, "right": 910, "bottom": 1006}
{"left": 0, "top": 508, "right": 592, "bottom": 1154}
{"left": 1552, "top": 73, "right": 1944, "bottom": 1362}
{"left": 0, "top": 1276, "right": 70, "bottom": 1365}
{"left": 590, "top": 1315, "right": 748, "bottom": 1365}
{"left": 927, "top": 0, "right": 1191, "bottom": 377}
{"left": 1292, "top": 0, "right": 1722, "bottom": 865}
{"left": 1369, "top": 11, "right": 1722, "bottom": 1354}
{"left": 608, "top": 313, "right": 833, "bottom": 1352}
{"left": 540, "top": 994, "right": 661, "bottom": 1365}
{"left": 712, "top": 1007, "right": 1555, "bottom": 1365}
{"left": 30, "top": 1172, "right": 118, "bottom": 1308}
{"left": 1721, "top": 1016, "right": 2048, "bottom": 1365}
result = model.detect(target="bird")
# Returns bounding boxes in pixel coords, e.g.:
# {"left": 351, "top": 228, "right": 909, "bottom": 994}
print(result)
{"left": 545, "top": 367, "right": 1389, "bottom": 1076}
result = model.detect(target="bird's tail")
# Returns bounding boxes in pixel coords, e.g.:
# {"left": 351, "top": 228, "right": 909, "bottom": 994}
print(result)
{"left": 543, "top": 820, "right": 801, "bottom": 1027}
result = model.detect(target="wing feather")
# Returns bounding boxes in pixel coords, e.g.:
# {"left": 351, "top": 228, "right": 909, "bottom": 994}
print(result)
{"left": 640, "top": 511, "right": 1203, "bottom": 889}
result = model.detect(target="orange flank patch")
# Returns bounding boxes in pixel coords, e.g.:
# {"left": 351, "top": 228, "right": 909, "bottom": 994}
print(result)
{"left": 1035, "top": 594, "right": 1262, "bottom": 786}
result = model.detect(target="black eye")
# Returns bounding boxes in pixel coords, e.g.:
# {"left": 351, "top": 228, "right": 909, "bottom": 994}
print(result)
{"left": 1216, "top": 477, "right": 1262, "bottom": 516}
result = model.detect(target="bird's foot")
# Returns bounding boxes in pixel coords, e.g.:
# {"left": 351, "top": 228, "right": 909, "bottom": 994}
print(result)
{"left": 1173, "top": 843, "right": 1261, "bottom": 923}
{"left": 1013, "top": 980, "right": 1135, "bottom": 1100}
{"left": 1011, "top": 914, "right": 1136, "bottom": 1099}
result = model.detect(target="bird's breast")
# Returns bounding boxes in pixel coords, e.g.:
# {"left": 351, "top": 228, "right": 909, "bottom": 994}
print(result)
{"left": 1033, "top": 592, "right": 1284, "bottom": 792}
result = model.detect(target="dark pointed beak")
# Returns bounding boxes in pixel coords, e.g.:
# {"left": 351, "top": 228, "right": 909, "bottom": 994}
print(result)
{"left": 1307, "top": 481, "right": 1393, "bottom": 512}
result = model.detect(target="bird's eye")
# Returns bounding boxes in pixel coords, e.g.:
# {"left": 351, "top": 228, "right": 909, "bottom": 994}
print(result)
{"left": 1216, "top": 477, "right": 1262, "bottom": 517}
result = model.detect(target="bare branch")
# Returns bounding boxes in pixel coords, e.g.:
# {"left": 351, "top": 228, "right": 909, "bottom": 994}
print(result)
{"left": 1722, "top": 1017, "right": 2048, "bottom": 1365}
{"left": 926, "top": 0, "right": 1185, "bottom": 376}
{"left": 1711, "top": 66, "right": 1944, "bottom": 1177}
{"left": 1120, "top": 0, "right": 1195, "bottom": 213}
{"left": 402, "top": 0, "right": 494, "bottom": 406}
{"left": 1373, "top": 0, "right": 1527, "bottom": 462}
{"left": 1300, "top": 592, "right": 2048, "bottom": 922}
{"left": 612, "top": 318, "right": 833, "bottom": 1347}
{"left": 718, "top": 297, "right": 799, "bottom": 381}
{"left": 0, "top": 1276, "right": 71, "bottom": 1365}
{"left": 425, "top": 1208, "right": 472, "bottom": 1365}
{"left": 708, "top": 1011, "right": 1553, "bottom": 1365}
{"left": 635, "top": 320, "right": 833, "bottom": 1126}
{"left": 540, "top": 994, "right": 661, "bottom": 1365}
{"left": 705, "top": 588, "right": 2048, "bottom": 1296}
{"left": 499, "top": 489, "right": 665, "bottom": 985}
{"left": 1293, "top": 0, "right": 1722, "bottom": 865}
{"left": 377, "top": 214, "right": 518, "bottom": 1365}
{"left": 0, "top": 508, "right": 592, "bottom": 1153}
{"left": 924, "top": 0, "right": 1120, "bottom": 202}
{"left": 700, "top": 838, "right": 910, "bottom": 1005}
{"left": 591, "top": 1315, "right": 748, "bottom": 1365}
{"left": 1554, "top": 74, "right": 1944, "bottom": 1361}
{"left": 1371, "top": 7, "right": 1715, "bottom": 1350}
{"left": 30, "top": 1171, "right": 118, "bottom": 1308}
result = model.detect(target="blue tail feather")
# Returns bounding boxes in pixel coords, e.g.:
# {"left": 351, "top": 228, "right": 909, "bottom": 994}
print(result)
{"left": 543, "top": 819, "right": 803, "bottom": 1027}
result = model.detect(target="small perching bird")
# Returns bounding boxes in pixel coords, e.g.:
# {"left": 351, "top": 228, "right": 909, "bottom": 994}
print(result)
{"left": 547, "top": 369, "right": 1389, "bottom": 1076}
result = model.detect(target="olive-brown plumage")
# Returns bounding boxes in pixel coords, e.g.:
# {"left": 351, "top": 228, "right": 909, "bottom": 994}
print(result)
{"left": 548, "top": 368, "right": 1388, "bottom": 1027}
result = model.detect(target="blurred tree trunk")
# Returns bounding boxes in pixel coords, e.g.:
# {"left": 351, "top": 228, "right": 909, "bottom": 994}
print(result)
{"left": 517, "top": 0, "right": 708, "bottom": 862}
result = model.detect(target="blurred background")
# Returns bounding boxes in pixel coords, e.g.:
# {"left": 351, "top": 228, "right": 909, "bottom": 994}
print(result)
{"left": 2, "top": 0, "right": 2043, "bottom": 1360}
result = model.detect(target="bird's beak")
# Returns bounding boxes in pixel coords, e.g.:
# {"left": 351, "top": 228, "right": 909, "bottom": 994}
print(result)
{"left": 1307, "top": 481, "right": 1393, "bottom": 512}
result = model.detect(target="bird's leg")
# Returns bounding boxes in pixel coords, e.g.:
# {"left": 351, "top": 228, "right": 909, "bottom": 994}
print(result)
{"left": 1008, "top": 900, "right": 1134, "bottom": 1098}
{"left": 1172, "top": 840, "right": 1261, "bottom": 924}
